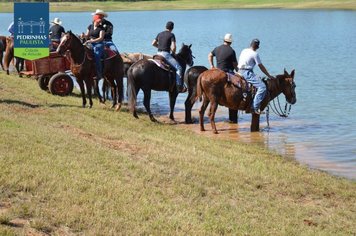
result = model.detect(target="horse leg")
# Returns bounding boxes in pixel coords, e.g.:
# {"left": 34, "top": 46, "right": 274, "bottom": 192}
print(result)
{"left": 77, "top": 79, "right": 87, "bottom": 108}
{"left": 209, "top": 101, "right": 219, "bottom": 134}
{"left": 115, "top": 78, "right": 124, "bottom": 111}
{"left": 94, "top": 78, "right": 104, "bottom": 104}
{"left": 184, "top": 89, "right": 194, "bottom": 124}
{"left": 101, "top": 79, "right": 106, "bottom": 103}
{"left": 143, "top": 90, "right": 156, "bottom": 122}
{"left": 199, "top": 97, "right": 209, "bottom": 132}
{"left": 111, "top": 83, "right": 118, "bottom": 109}
{"left": 0, "top": 53, "right": 4, "bottom": 70}
{"left": 169, "top": 91, "right": 178, "bottom": 121}
{"left": 15, "top": 58, "right": 22, "bottom": 77}
{"left": 251, "top": 113, "right": 260, "bottom": 132}
{"left": 132, "top": 87, "right": 140, "bottom": 119}
{"left": 86, "top": 80, "right": 94, "bottom": 108}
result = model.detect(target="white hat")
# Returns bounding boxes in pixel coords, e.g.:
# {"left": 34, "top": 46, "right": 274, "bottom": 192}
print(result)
{"left": 51, "top": 17, "right": 62, "bottom": 25}
{"left": 224, "top": 33, "right": 233, "bottom": 43}
{"left": 91, "top": 9, "right": 108, "bottom": 17}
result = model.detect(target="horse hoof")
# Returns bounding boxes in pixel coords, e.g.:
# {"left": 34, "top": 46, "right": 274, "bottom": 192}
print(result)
{"left": 115, "top": 104, "right": 122, "bottom": 111}
{"left": 214, "top": 131, "right": 219, "bottom": 134}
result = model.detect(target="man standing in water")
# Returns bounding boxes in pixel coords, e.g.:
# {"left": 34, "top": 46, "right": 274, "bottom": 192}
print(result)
{"left": 208, "top": 33, "right": 239, "bottom": 123}
{"left": 152, "top": 21, "right": 186, "bottom": 93}
{"left": 237, "top": 39, "right": 275, "bottom": 114}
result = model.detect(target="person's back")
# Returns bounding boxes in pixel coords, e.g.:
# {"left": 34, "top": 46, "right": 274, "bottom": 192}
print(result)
{"left": 238, "top": 47, "right": 260, "bottom": 71}
{"left": 237, "top": 39, "right": 274, "bottom": 114}
{"left": 156, "top": 30, "right": 175, "bottom": 53}
{"left": 49, "top": 24, "right": 65, "bottom": 42}
{"left": 211, "top": 44, "right": 237, "bottom": 73}
{"left": 101, "top": 18, "right": 113, "bottom": 41}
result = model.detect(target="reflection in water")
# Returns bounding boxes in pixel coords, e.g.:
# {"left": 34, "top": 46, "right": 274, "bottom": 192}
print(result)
{"left": 147, "top": 99, "right": 355, "bottom": 180}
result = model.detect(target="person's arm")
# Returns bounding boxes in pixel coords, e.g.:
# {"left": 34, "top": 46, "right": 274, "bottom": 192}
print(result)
{"left": 88, "top": 30, "right": 105, "bottom": 43}
{"left": 152, "top": 38, "right": 158, "bottom": 48}
{"left": 233, "top": 61, "right": 238, "bottom": 72}
{"left": 171, "top": 41, "right": 176, "bottom": 54}
{"left": 258, "top": 63, "right": 275, "bottom": 80}
{"left": 208, "top": 52, "right": 214, "bottom": 69}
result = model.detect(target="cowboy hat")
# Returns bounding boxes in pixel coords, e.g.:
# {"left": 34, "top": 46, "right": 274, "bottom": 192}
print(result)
{"left": 224, "top": 33, "right": 233, "bottom": 43}
{"left": 91, "top": 9, "right": 108, "bottom": 17}
{"left": 51, "top": 17, "right": 62, "bottom": 25}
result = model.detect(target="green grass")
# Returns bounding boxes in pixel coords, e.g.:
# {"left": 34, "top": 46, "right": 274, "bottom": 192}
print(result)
{"left": 0, "top": 0, "right": 356, "bottom": 12}
{"left": 0, "top": 72, "right": 355, "bottom": 235}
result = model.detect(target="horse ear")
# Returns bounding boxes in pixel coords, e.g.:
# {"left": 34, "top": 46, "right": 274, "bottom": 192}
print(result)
{"left": 290, "top": 69, "right": 295, "bottom": 78}
{"left": 189, "top": 44, "right": 192, "bottom": 48}
{"left": 284, "top": 68, "right": 288, "bottom": 76}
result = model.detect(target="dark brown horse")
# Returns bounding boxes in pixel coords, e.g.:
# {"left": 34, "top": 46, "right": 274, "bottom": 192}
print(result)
{"left": 127, "top": 44, "right": 194, "bottom": 122}
{"left": 183, "top": 65, "right": 208, "bottom": 123}
{"left": 0, "top": 36, "right": 6, "bottom": 71}
{"left": 3, "top": 36, "right": 25, "bottom": 76}
{"left": 196, "top": 69, "right": 296, "bottom": 133}
{"left": 57, "top": 31, "right": 124, "bottom": 109}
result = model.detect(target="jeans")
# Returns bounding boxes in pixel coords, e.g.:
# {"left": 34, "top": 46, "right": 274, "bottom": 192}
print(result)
{"left": 239, "top": 69, "right": 266, "bottom": 110}
{"left": 157, "top": 51, "right": 183, "bottom": 86}
{"left": 92, "top": 42, "right": 104, "bottom": 79}
{"left": 104, "top": 40, "right": 118, "bottom": 53}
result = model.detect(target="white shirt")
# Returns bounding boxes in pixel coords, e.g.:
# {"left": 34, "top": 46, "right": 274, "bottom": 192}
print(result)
{"left": 238, "top": 48, "right": 262, "bottom": 70}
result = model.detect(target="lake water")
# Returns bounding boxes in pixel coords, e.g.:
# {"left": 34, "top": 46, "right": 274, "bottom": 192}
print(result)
{"left": 1, "top": 9, "right": 355, "bottom": 180}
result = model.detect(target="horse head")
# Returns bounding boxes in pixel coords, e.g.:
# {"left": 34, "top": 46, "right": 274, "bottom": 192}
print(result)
{"left": 278, "top": 69, "right": 296, "bottom": 105}
{"left": 56, "top": 31, "right": 80, "bottom": 55}
{"left": 177, "top": 43, "right": 194, "bottom": 67}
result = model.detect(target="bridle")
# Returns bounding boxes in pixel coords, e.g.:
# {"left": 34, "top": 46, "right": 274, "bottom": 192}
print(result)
{"left": 58, "top": 33, "right": 87, "bottom": 67}
{"left": 266, "top": 78, "right": 296, "bottom": 127}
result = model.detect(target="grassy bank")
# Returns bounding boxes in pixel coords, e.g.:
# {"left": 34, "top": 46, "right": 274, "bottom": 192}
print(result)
{"left": 0, "top": 0, "right": 356, "bottom": 12}
{"left": 0, "top": 73, "right": 355, "bottom": 235}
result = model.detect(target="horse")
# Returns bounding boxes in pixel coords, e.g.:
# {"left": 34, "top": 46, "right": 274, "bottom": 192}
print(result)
{"left": 183, "top": 65, "right": 208, "bottom": 124}
{"left": 127, "top": 44, "right": 194, "bottom": 122}
{"left": 3, "top": 36, "right": 25, "bottom": 76}
{"left": 120, "top": 52, "right": 152, "bottom": 77}
{"left": 196, "top": 69, "right": 296, "bottom": 133}
{"left": 0, "top": 36, "right": 7, "bottom": 71}
{"left": 56, "top": 31, "right": 124, "bottom": 109}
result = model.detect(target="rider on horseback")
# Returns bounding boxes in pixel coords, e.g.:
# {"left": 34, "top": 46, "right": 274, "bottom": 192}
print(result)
{"left": 82, "top": 15, "right": 105, "bottom": 80}
{"left": 152, "top": 21, "right": 186, "bottom": 93}
{"left": 208, "top": 33, "right": 239, "bottom": 123}
{"left": 49, "top": 17, "right": 65, "bottom": 52}
{"left": 92, "top": 9, "right": 119, "bottom": 53}
{"left": 237, "top": 39, "right": 275, "bottom": 114}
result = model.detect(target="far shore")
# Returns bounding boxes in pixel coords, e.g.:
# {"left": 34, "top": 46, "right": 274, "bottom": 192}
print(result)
{"left": 0, "top": 0, "right": 356, "bottom": 13}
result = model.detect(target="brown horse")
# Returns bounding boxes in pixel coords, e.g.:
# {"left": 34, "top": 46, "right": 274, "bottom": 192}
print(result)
{"left": 3, "top": 37, "right": 25, "bottom": 76}
{"left": 57, "top": 31, "right": 124, "bottom": 109}
{"left": 127, "top": 44, "right": 194, "bottom": 122}
{"left": 196, "top": 69, "right": 296, "bottom": 133}
{"left": 0, "top": 36, "right": 7, "bottom": 71}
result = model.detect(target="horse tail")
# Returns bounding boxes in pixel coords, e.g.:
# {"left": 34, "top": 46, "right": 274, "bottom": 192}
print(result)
{"left": 127, "top": 65, "right": 137, "bottom": 116}
{"left": 195, "top": 73, "right": 203, "bottom": 103}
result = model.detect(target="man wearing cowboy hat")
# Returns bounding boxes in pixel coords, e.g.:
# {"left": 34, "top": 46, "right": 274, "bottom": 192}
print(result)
{"left": 208, "top": 33, "right": 239, "bottom": 123}
{"left": 49, "top": 17, "right": 65, "bottom": 43}
{"left": 92, "top": 9, "right": 118, "bottom": 53}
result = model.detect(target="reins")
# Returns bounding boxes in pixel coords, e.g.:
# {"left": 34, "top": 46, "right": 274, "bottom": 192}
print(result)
{"left": 265, "top": 77, "right": 294, "bottom": 128}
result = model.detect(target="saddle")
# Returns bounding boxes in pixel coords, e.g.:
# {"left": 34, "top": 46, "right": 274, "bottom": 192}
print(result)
{"left": 151, "top": 55, "right": 176, "bottom": 72}
{"left": 85, "top": 45, "right": 118, "bottom": 61}
{"left": 227, "top": 73, "right": 246, "bottom": 89}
